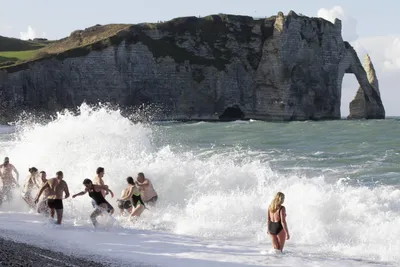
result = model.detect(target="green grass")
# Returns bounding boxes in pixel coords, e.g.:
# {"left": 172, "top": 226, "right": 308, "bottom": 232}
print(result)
{"left": 0, "top": 50, "right": 38, "bottom": 61}
{"left": 0, "top": 50, "right": 41, "bottom": 67}
{"left": 0, "top": 14, "right": 267, "bottom": 71}
{"left": 0, "top": 35, "right": 47, "bottom": 67}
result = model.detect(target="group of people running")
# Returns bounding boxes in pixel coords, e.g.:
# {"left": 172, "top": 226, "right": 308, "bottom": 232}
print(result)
{"left": 0, "top": 157, "right": 158, "bottom": 227}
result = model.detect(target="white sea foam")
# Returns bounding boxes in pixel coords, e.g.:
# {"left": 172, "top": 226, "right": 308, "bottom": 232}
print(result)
{"left": 0, "top": 104, "right": 398, "bottom": 266}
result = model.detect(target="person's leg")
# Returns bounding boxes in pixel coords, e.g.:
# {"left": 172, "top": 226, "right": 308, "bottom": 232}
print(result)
{"left": 50, "top": 208, "right": 55, "bottom": 218}
{"left": 4, "top": 187, "right": 12, "bottom": 203}
{"left": 37, "top": 200, "right": 49, "bottom": 214}
{"left": 276, "top": 230, "right": 286, "bottom": 251}
{"left": 90, "top": 207, "right": 103, "bottom": 227}
{"left": 269, "top": 234, "right": 280, "bottom": 250}
{"left": 123, "top": 201, "right": 132, "bottom": 214}
{"left": 55, "top": 209, "right": 63, "bottom": 224}
{"left": 54, "top": 199, "right": 64, "bottom": 224}
{"left": 117, "top": 201, "right": 124, "bottom": 216}
{"left": 131, "top": 205, "right": 145, "bottom": 218}
{"left": 23, "top": 192, "right": 35, "bottom": 208}
{"left": 106, "top": 202, "right": 114, "bottom": 215}
{"left": 47, "top": 199, "right": 55, "bottom": 218}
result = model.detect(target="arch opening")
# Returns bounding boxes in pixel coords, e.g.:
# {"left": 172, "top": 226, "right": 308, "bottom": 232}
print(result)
{"left": 219, "top": 106, "right": 245, "bottom": 121}
{"left": 341, "top": 74, "right": 359, "bottom": 118}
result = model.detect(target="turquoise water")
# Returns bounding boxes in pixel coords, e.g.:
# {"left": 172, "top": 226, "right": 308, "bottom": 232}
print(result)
{"left": 152, "top": 118, "right": 400, "bottom": 186}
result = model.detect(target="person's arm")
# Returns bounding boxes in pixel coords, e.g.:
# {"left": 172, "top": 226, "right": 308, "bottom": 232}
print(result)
{"left": 63, "top": 182, "right": 70, "bottom": 199}
{"left": 99, "top": 178, "right": 108, "bottom": 195}
{"left": 267, "top": 209, "right": 271, "bottom": 234}
{"left": 12, "top": 165, "right": 19, "bottom": 182}
{"left": 34, "top": 176, "right": 41, "bottom": 189}
{"left": 136, "top": 179, "right": 149, "bottom": 186}
{"left": 34, "top": 182, "right": 50, "bottom": 203}
{"left": 72, "top": 190, "right": 87, "bottom": 198}
{"left": 99, "top": 185, "right": 114, "bottom": 198}
{"left": 118, "top": 187, "right": 133, "bottom": 201}
{"left": 280, "top": 206, "right": 290, "bottom": 240}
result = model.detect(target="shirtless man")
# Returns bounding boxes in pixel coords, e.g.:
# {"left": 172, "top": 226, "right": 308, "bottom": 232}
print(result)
{"left": 136, "top": 172, "right": 158, "bottom": 206}
{"left": 36, "top": 171, "right": 50, "bottom": 215}
{"left": 0, "top": 157, "right": 20, "bottom": 206}
{"left": 34, "top": 171, "right": 70, "bottom": 224}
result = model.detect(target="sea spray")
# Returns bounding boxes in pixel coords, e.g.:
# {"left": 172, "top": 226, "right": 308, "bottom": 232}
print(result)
{"left": 0, "top": 104, "right": 399, "bottom": 263}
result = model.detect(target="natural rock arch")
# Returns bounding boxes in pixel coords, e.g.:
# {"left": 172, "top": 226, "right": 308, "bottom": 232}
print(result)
{"left": 338, "top": 44, "right": 385, "bottom": 119}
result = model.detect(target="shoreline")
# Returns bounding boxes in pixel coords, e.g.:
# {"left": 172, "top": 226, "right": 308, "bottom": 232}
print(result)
{"left": 0, "top": 227, "right": 153, "bottom": 267}
{"left": 0, "top": 236, "right": 112, "bottom": 267}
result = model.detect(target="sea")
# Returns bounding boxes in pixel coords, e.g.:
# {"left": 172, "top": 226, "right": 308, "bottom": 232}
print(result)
{"left": 0, "top": 103, "right": 399, "bottom": 267}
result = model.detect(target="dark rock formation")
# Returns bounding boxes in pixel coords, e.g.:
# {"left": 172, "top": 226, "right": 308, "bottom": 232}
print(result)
{"left": 0, "top": 11, "right": 385, "bottom": 121}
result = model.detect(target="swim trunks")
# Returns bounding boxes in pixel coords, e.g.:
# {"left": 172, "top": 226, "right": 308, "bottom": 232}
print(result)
{"left": 47, "top": 199, "right": 63, "bottom": 210}
{"left": 145, "top": 195, "right": 158, "bottom": 205}
{"left": 118, "top": 200, "right": 132, "bottom": 210}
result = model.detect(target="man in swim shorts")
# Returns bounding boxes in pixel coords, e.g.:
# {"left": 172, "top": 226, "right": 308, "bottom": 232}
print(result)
{"left": 34, "top": 171, "right": 70, "bottom": 224}
{"left": 0, "top": 157, "right": 19, "bottom": 206}
{"left": 136, "top": 172, "right": 158, "bottom": 206}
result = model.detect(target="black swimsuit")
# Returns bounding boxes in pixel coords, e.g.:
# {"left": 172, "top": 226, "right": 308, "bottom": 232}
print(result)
{"left": 88, "top": 187, "right": 114, "bottom": 212}
{"left": 131, "top": 194, "right": 145, "bottom": 208}
{"left": 268, "top": 206, "right": 283, "bottom": 235}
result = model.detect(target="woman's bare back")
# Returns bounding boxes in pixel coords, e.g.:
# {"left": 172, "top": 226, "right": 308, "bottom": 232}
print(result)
{"left": 269, "top": 205, "right": 284, "bottom": 222}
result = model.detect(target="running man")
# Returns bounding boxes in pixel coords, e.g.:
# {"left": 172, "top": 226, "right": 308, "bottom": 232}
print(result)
{"left": 135, "top": 172, "right": 158, "bottom": 206}
{"left": 72, "top": 178, "right": 114, "bottom": 227}
{"left": 0, "top": 157, "right": 20, "bottom": 206}
{"left": 36, "top": 171, "right": 50, "bottom": 214}
{"left": 34, "top": 171, "right": 70, "bottom": 224}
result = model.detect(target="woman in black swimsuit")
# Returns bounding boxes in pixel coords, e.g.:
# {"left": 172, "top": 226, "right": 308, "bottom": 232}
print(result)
{"left": 72, "top": 178, "right": 115, "bottom": 227}
{"left": 267, "top": 192, "right": 290, "bottom": 252}
{"left": 117, "top": 177, "right": 145, "bottom": 216}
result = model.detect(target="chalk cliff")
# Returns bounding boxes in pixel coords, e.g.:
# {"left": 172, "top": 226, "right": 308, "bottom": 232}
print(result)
{"left": 0, "top": 11, "right": 385, "bottom": 121}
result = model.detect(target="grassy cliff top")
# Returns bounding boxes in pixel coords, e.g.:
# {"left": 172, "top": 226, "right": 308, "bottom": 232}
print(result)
{"left": 0, "top": 24, "right": 131, "bottom": 69}
{"left": 0, "top": 14, "right": 272, "bottom": 72}
{"left": 0, "top": 36, "right": 48, "bottom": 67}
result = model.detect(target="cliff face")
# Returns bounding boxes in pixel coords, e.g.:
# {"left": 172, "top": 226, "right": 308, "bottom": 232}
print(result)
{"left": 0, "top": 12, "right": 385, "bottom": 121}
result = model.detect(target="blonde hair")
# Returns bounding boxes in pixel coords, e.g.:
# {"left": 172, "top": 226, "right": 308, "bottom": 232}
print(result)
{"left": 269, "top": 192, "right": 285, "bottom": 213}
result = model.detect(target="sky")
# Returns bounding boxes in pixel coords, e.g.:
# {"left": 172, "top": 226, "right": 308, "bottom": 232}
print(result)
{"left": 1, "top": 0, "right": 399, "bottom": 116}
